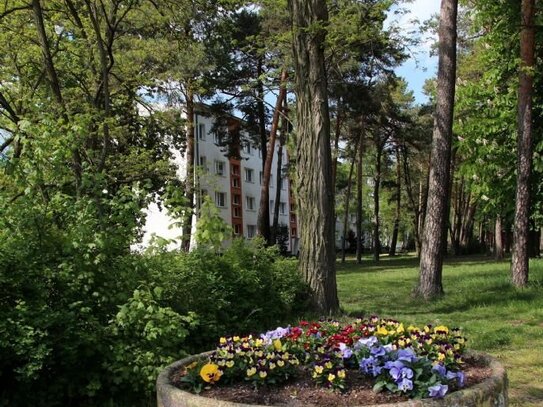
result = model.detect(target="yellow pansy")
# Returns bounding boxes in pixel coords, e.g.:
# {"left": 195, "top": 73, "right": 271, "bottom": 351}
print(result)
{"left": 435, "top": 325, "right": 449, "bottom": 334}
{"left": 259, "top": 370, "right": 267, "bottom": 379}
{"left": 397, "top": 323, "right": 405, "bottom": 333}
{"left": 314, "top": 365, "right": 324, "bottom": 374}
{"left": 219, "top": 337, "right": 227, "bottom": 345}
{"left": 337, "top": 370, "right": 346, "bottom": 379}
{"left": 277, "top": 360, "right": 285, "bottom": 367}
{"left": 273, "top": 339, "right": 282, "bottom": 351}
{"left": 246, "top": 367, "right": 257, "bottom": 377}
{"left": 226, "top": 360, "right": 234, "bottom": 368}
{"left": 327, "top": 373, "right": 336, "bottom": 382}
{"left": 377, "top": 326, "right": 389, "bottom": 336}
{"left": 438, "top": 352, "right": 446, "bottom": 361}
{"left": 269, "top": 362, "right": 276, "bottom": 370}
{"left": 325, "top": 361, "right": 333, "bottom": 369}
{"left": 255, "top": 338, "right": 264, "bottom": 347}
{"left": 233, "top": 336, "right": 240, "bottom": 342}
{"left": 200, "top": 363, "right": 222, "bottom": 383}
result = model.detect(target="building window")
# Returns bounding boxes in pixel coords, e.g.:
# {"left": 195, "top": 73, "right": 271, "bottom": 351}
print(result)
{"left": 243, "top": 143, "right": 252, "bottom": 155}
{"left": 215, "top": 161, "right": 225, "bottom": 176}
{"left": 291, "top": 227, "right": 297, "bottom": 237}
{"left": 244, "top": 168, "right": 254, "bottom": 183}
{"left": 247, "top": 225, "right": 256, "bottom": 239}
{"left": 231, "top": 164, "right": 240, "bottom": 175}
{"left": 279, "top": 202, "right": 286, "bottom": 215}
{"left": 270, "top": 174, "right": 273, "bottom": 187}
{"left": 290, "top": 213, "right": 296, "bottom": 223}
{"left": 270, "top": 200, "right": 274, "bottom": 210}
{"left": 246, "top": 196, "right": 255, "bottom": 210}
{"left": 233, "top": 194, "right": 241, "bottom": 205}
{"left": 214, "top": 132, "right": 223, "bottom": 144}
{"left": 233, "top": 206, "right": 241, "bottom": 218}
{"left": 215, "top": 191, "right": 226, "bottom": 208}
{"left": 259, "top": 171, "right": 263, "bottom": 185}
{"left": 198, "top": 156, "right": 207, "bottom": 171}
{"left": 197, "top": 123, "right": 206, "bottom": 140}
{"left": 232, "top": 177, "right": 240, "bottom": 188}
{"left": 234, "top": 224, "right": 242, "bottom": 236}
{"left": 280, "top": 177, "right": 286, "bottom": 190}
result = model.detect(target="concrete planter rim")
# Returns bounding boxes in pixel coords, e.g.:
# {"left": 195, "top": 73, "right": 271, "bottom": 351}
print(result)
{"left": 157, "top": 350, "right": 508, "bottom": 407}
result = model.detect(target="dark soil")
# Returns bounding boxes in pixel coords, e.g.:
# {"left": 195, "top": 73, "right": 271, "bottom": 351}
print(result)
{"left": 171, "top": 356, "right": 492, "bottom": 406}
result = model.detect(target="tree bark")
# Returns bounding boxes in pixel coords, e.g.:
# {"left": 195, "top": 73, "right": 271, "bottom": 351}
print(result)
{"left": 332, "top": 101, "right": 342, "bottom": 193}
{"left": 416, "top": 0, "right": 457, "bottom": 300}
{"left": 356, "top": 127, "right": 364, "bottom": 264}
{"left": 341, "top": 141, "right": 358, "bottom": 263}
{"left": 182, "top": 86, "right": 195, "bottom": 251}
{"left": 373, "top": 145, "right": 382, "bottom": 262}
{"left": 495, "top": 216, "right": 504, "bottom": 260}
{"left": 511, "top": 0, "right": 535, "bottom": 287}
{"left": 257, "top": 69, "right": 288, "bottom": 244}
{"left": 389, "top": 145, "right": 401, "bottom": 256}
{"left": 256, "top": 58, "right": 271, "bottom": 241}
{"left": 290, "top": 0, "right": 338, "bottom": 314}
{"left": 271, "top": 100, "right": 288, "bottom": 244}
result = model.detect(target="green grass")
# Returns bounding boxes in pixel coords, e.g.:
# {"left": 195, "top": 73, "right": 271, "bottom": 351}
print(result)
{"left": 336, "top": 254, "right": 543, "bottom": 407}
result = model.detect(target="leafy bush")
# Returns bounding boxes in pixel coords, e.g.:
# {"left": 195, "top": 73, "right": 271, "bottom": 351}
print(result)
{"left": 0, "top": 191, "right": 308, "bottom": 407}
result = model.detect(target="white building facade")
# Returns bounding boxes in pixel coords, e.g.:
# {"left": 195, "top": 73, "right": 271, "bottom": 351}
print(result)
{"left": 141, "top": 106, "right": 299, "bottom": 252}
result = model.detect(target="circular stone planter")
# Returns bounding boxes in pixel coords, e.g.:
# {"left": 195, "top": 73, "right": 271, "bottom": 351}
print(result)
{"left": 157, "top": 351, "right": 508, "bottom": 407}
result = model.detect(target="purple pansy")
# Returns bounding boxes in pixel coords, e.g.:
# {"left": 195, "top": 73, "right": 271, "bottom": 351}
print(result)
{"left": 428, "top": 383, "right": 449, "bottom": 398}
{"left": 370, "top": 346, "right": 386, "bottom": 357}
{"left": 446, "top": 370, "right": 465, "bottom": 387}
{"left": 398, "top": 378, "right": 414, "bottom": 392}
{"left": 397, "top": 348, "right": 417, "bottom": 362}
{"left": 356, "top": 336, "right": 378, "bottom": 349}
{"left": 390, "top": 366, "right": 414, "bottom": 382}
{"left": 338, "top": 343, "right": 353, "bottom": 359}
{"left": 432, "top": 363, "right": 447, "bottom": 377}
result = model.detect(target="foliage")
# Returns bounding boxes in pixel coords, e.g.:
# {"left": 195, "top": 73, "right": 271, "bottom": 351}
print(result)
{"left": 194, "top": 195, "right": 232, "bottom": 251}
{"left": 183, "top": 317, "right": 467, "bottom": 399}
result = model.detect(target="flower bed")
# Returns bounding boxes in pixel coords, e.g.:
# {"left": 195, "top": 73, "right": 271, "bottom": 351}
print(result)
{"left": 157, "top": 317, "right": 508, "bottom": 406}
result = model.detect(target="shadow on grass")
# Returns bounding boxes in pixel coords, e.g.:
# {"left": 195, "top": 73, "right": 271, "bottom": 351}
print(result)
{"left": 337, "top": 254, "right": 509, "bottom": 275}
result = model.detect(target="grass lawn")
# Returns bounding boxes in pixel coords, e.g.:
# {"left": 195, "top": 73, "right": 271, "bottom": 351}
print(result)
{"left": 336, "top": 254, "right": 543, "bottom": 407}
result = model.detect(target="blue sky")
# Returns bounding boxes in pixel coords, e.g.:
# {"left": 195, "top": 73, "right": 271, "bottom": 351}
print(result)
{"left": 388, "top": 0, "right": 440, "bottom": 104}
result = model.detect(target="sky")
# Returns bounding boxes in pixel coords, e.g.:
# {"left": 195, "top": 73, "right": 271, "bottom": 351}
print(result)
{"left": 388, "top": 0, "right": 441, "bottom": 104}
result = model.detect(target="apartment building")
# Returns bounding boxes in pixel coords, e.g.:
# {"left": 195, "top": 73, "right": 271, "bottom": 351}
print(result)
{"left": 141, "top": 106, "right": 299, "bottom": 252}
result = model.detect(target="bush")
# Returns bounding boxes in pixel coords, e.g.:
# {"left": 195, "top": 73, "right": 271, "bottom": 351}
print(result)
{"left": 144, "top": 238, "right": 310, "bottom": 351}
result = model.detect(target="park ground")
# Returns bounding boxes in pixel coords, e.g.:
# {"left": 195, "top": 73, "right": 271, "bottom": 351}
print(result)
{"left": 335, "top": 254, "right": 543, "bottom": 407}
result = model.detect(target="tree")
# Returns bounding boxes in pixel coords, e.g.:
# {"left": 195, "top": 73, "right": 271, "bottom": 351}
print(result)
{"left": 289, "top": 0, "right": 339, "bottom": 314}
{"left": 511, "top": 0, "right": 536, "bottom": 287}
{"left": 415, "top": 0, "right": 458, "bottom": 300}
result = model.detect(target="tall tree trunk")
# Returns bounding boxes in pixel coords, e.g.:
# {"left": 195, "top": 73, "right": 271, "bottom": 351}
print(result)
{"left": 389, "top": 145, "right": 401, "bottom": 257}
{"left": 511, "top": 0, "right": 535, "bottom": 287}
{"left": 416, "top": 0, "right": 457, "bottom": 300}
{"left": 341, "top": 141, "right": 358, "bottom": 263}
{"left": 290, "top": 0, "right": 338, "bottom": 314}
{"left": 257, "top": 69, "right": 288, "bottom": 244}
{"left": 356, "top": 128, "right": 364, "bottom": 264}
{"left": 495, "top": 216, "right": 504, "bottom": 260}
{"left": 332, "top": 101, "right": 342, "bottom": 193}
{"left": 271, "top": 109, "right": 287, "bottom": 244}
{"left": 256, "top": 58, "right": 271, "bottom": 242}
{"left": 182, "top": 86, "right": 195, "bottom": 251}
{"left": 373, "top": 146, "right": 382, "bottom": 262}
